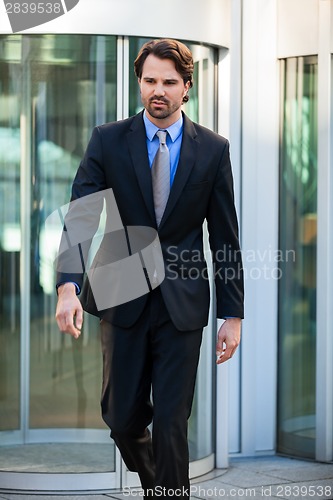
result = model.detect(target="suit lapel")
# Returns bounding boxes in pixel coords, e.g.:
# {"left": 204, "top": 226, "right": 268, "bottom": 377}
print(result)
{"left": 159, "top": 114, "right": 199, "bottom": 228}
{"left": 126, "top": 112, "right": 156, "bottom": 225}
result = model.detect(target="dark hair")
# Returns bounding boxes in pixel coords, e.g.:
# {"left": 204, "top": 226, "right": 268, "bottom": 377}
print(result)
{"left": 134, "top": 39, "right": 194, "bottom": 103}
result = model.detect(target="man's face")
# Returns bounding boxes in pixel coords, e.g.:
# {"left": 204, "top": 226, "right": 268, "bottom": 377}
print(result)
{"left": 138, "top": 54, "right": 190, "bottom": 127}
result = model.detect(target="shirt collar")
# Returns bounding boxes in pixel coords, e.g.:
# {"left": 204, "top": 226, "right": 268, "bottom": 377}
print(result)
{"left": 143, "top": 110, "right": 183, "bottom": 143}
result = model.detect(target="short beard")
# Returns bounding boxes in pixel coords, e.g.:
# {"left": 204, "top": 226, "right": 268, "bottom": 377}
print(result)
{"left": 143, "top": 97, "right": 182, "bottom": 121}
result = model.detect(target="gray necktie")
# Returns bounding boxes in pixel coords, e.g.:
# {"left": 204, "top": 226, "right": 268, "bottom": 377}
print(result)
{"left": 152, "top": 130, "right": 170, "bottom": 226}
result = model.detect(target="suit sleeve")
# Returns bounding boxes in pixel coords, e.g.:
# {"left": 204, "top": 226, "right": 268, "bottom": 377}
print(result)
{"left": 206, "top": 140, "right": 244, "bottom": 319}
{"left": 56, "top": 127, "right": 107, "bottom": 290}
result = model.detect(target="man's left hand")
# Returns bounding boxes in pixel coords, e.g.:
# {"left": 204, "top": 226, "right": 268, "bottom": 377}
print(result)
{"left": 216, "top": 318, "right": 241, "bottom": 364}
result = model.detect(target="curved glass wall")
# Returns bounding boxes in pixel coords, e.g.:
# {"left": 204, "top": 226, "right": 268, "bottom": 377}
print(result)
{"left": 0, "top": 34, "right": 118, "bottom": 486}
{"left": 0, "top": 36, "right": 21, "bottom": 433}
{"left": 278, "top": 56, "right": 318, "bottom": 459}
{"left": 0, "top": 34, "right": 217, "bottom": 490}
{"left": 27, "top": 35, "right": 117, "bottom": 434}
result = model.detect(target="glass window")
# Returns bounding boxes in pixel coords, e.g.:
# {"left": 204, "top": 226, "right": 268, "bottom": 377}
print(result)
{"left": 0, "top": 34, "right": 117, "bottom": 475}
{"left": 129, "top": 37, "right": 151, "bottom": 117}
{"left": 0, "top": 35, "right": 21, "bottom": 432}
{"left": 278, "top": 56, "right": 318, "bottom": 459}
{"left": 27, "top": 35, "right": 117, "bottom": 433}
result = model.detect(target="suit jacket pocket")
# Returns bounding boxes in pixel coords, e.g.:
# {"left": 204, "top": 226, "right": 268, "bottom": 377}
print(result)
{"left": 184, "top": 180, "right": 209, "bottom": 191}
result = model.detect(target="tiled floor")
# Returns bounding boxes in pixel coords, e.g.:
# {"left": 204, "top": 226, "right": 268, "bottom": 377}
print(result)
{"left": 0, "top": 443, "right": 114, "bottom": 473}
{"left": 0, "top": 456, "right": 332, "bottom": 500}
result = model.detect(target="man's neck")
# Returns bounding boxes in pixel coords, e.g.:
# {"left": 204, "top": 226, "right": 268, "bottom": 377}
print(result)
{"left": 144, "top": 110, "right": 182, "bottom": 129}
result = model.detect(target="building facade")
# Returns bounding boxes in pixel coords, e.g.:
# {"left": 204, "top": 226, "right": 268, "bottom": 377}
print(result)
{"left": 0, "top": 0, "right": 332, "bottom": 492}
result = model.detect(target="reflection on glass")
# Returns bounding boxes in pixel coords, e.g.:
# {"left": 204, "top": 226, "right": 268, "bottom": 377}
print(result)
{"left": 0, "top": 35, "right": 118, "bottom": 476}
{"left": 129, "top": 37, "right": 151, "bottom": 117}
{"left": 0, "top": 36, "right": 21, "bottom": 431}
{"left": 129, "top": 38, "right": 216, "bottom": 461}
{"left": 278, "top": 57, "right": 318, "bottom": 459}
{"left": 25, "top": 35, "right": 117, "bottom": 433}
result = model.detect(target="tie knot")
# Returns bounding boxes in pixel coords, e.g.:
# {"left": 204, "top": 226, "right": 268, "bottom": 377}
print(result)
{"left": 156, "top": 130, "right": 167, "bottom": 145}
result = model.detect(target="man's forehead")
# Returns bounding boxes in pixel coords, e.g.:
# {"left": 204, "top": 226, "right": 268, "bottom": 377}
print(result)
{"left": 141, "top": 54, "right": 182, "bottom": 79}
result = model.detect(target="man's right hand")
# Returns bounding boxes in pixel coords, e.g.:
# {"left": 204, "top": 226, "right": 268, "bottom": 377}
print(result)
{"left": 55, "top": 283, "right": 83, "bottom": 339}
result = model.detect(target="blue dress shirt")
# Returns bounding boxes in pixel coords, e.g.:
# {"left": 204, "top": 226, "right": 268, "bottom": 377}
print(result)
{"left": 143, "top": 111, "right": 183, "bottom": 186}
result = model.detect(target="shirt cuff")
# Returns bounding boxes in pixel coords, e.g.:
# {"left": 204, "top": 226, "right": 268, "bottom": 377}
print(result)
{"left": 56, "top": 282, "right": 81, "bottom": 295}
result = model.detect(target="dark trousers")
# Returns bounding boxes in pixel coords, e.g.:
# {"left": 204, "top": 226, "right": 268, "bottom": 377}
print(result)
{"left": 100, "top": 288, "right": 203, "bottom": 498}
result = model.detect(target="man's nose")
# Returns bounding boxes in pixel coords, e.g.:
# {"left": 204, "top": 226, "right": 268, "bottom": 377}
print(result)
{"left": 154, "top": 84, "right": 165, "bottom": 97}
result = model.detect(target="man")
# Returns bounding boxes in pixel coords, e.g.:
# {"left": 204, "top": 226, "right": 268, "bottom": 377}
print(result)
{"left": 56, "top": 39, "right": 244, "bottom": 498}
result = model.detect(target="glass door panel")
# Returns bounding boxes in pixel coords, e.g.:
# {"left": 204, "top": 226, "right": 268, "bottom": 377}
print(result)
{"left": 278, "top": 56, "right": 318, "bottom": 459}
{"left": 0, "top": 34, "right": 119, "bottom": 484}
{"left": 28, "top": 34, "right": 117, "bottom": 434}
{"left": 28, "top": 35, "right": 117, "bottom": 475}
{"left": 0, "top": 36, "right": 21, "bottom": 433}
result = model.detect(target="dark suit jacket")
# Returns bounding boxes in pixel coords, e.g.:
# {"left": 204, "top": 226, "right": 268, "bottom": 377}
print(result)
{"left": 56, "top": 111, "right": 244, "bottom": 330}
